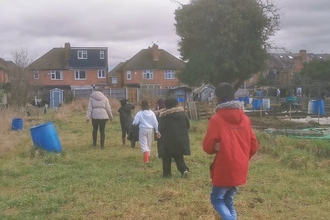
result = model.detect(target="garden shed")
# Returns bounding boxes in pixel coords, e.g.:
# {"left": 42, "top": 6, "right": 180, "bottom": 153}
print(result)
{"left": 193, "top": 84, "right": 215, "bottom": 102}
{"left": 169, "top": 85, "right": 193, "bottom": 102}
{"left": 50, "top": 88, "right": 63, "bottom": 108}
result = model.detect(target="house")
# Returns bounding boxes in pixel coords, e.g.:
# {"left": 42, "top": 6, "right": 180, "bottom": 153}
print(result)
{"left": 245, "top": 50, "right": 330, "bottom": 88}
{"left": 109, "top": 44, "right": 185, "bottom": 89}
{"left": 0, "top": 58, "right": 16, "bottom": 84}
{"left": 27, "top": 42, "right": 108, "bottom": 91}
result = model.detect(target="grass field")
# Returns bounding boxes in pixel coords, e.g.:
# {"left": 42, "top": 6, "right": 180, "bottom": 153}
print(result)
{"left": 1, "top": 99, "right": 330, "bottom": 220}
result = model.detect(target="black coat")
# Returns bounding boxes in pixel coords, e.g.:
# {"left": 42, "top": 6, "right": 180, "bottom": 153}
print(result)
{"left": 118, "top": 103, "right": 135, "bottom": 133}
{"left": 158, "top": 107, "right": 191, "bottom": 158}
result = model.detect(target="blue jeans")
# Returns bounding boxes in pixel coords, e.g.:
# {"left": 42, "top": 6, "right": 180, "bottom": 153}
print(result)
{"left": 210, "top": 186, "right": 237, "bottom": 220}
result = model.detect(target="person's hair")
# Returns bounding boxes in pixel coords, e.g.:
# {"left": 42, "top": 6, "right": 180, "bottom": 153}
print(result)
{"left": 215, "top": 83, "right": 235, "bottom": 102}
{"left": 156, "top": 98, "right": 166, "bottom": 110}
{"left": 164, "top": 97, "right": 178, "bottom": 109}
{"left": 120, "top": 99, "right": 128, "bottom": 106}
{"left": 141, "top": 100, "right": 149, "bottom": 110}
{"left": 93, "top": 86, "right": 104, "bottom": 92}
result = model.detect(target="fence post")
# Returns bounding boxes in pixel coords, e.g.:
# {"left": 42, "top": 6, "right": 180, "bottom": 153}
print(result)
{"left": 126, "top": 87, "right": 128, "bottom": 99}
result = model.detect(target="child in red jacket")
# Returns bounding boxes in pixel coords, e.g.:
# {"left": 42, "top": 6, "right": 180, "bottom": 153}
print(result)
{"left": 203, "top": 83, "right": 258, "bottom": 220}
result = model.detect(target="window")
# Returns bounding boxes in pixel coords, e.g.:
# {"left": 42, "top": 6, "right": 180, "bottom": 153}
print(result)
{"left": 143, "top": 70, "right": 153, "bottom": 79}
{"left": 34, "top": 70, "right": 39, "bottom": 79}
{"left": 77, "top": 51, "right": 87, "bottom": 59}
{"left": 127, "top": 71, "right": 131, "bottom": 80}
{"left": 98, "top": 70, "right": 105, "bottom": 78}
{"left": 164, "top": 70, "right": 175, "bottom": 79}
{"left": 100, "top": 51, "right": 104, "bottom": 59}
{"left": 75, "top": 70, "right": 86, "bottom": 80}
{"left": 51, "top": 70, "right": 63, "bottom": 80}
{"left": 112, "top": 77, "right": 117, "bottom": 84}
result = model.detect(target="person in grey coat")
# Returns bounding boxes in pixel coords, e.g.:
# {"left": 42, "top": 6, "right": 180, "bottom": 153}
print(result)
{"left": 158, "top": 97, "right": 191, "bottom": 178}
{"left": 86, "top": 87, "right": 113, "bottom": 149}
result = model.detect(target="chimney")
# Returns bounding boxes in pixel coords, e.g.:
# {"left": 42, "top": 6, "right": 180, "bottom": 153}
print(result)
{"left": 299, "top": 49, "right": 307, "bottom": 62}
{"left": 152, "top": 43, "right": 159, "bottom": 61}
{"left": 65, "top": 42, "right": 71, "bottom": 61}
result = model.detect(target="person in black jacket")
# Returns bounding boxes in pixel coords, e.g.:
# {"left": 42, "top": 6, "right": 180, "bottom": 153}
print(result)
{"left": 158, "top": 97, "right": 191, "bottom": 178}
{"left": 118, "top": 99, "right": 135, "bottom": 146}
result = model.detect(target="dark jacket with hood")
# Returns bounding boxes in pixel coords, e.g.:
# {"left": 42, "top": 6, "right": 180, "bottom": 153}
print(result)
{"left": 118, "top": 103, "right": 135, "bottom": 132}
{"left": 158, "top": 107, "right": 191, "bottom": 158}
{"left": 203, "top": 101, "right": 258, "bottom": 187}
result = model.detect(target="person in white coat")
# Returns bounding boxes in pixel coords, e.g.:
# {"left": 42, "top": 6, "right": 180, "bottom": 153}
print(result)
{"left": 132, "top": 100, "right": 161, "bottom": 163}
{"left": 86, "top": 87, "right": 113, "bottom": 149}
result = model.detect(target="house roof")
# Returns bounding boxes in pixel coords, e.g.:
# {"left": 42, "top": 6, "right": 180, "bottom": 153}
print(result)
{"left": 267, "top": 52, "right": 330, "bottom": 71}
{"left": 0, "top": 58, "right": 19, "bottom": 71}
{"left": 122, "top": 46, "right": 185, "bottom": 70}
{"left": 27, "top": 48, "right": 66, "bottom": 70}
{"left": 109, "top": 62, "right": 125, "bottom": 77}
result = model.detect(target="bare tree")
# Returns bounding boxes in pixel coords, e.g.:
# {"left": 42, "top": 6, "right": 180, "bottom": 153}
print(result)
{"left": 7, "top": 47, "right": 36, "bottom": 106}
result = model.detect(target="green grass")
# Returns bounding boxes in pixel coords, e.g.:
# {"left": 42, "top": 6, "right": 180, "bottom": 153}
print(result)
{"left": 1, "top": 101, "right": 330, "bottom": 219}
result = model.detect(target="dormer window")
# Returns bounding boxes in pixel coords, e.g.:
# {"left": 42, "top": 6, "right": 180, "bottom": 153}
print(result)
{"left": 78, "top": 51, "right": 87, "bottom": 59}
{"left": 100, "top": 51, "right": 105, "bottom": 59}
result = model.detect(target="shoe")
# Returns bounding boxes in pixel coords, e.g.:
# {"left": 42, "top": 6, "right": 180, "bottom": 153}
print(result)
{"left": 182, "top": 170, "right": 189, "bottom": 178}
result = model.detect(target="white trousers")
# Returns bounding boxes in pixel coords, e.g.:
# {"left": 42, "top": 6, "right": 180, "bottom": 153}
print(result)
{"left": 139, "top": 127, "right": 153, "bottom": 155}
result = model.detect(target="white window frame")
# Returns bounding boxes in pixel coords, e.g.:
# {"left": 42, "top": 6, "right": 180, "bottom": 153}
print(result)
{"left": 127, "top": 71, "right": 131, "bottom": 80}
{"left": 143, "top": 70, "right": 153, "bottom": 79}
{"left": 98, "top": 70, "right": 106, "bottom": 78}
{"left": 34, "top": 70, "right": 39, "bottom": 79}
{"left": 51, "top": 70, "right": 63, "bottom": 80}
{"left": 100, "top": 51, "right": 105, "bottom": 59}
{"left": 77, "top": 51, "right": 87, "bottom": 59}
{"left": 164, "top": 70, "right": 175, "bottom": 79}
{"left": 112, "top": 77, "right": 117, "bottom": 84}
{"left": 75, "top": 70, "right": 86, "bottom": 80}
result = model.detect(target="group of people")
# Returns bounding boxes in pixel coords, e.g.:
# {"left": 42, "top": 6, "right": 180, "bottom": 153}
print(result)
{"left": 86, "top": 83, "right": 259, "bottom": 220}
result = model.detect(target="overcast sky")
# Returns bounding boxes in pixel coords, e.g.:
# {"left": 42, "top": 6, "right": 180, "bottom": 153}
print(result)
{"left": 1, "top": 0, "right": 329, "bottom": 68}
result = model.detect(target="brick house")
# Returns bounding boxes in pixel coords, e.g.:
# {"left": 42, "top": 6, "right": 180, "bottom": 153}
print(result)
{"left": 27, "top": 42, "right": 108, "bottom": 91}
{"left": 109, "top": 44, "right": 185, "bottom": 89}
{"left": 245, "top": 50, "right": 330, "bottom": 88}
{"left": 0, "top": 58, "right": 16, "bottom": 84}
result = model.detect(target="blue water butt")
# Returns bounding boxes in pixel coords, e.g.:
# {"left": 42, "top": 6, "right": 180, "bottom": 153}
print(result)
{"left": 313, "top": 100, "right": 325, "bottom": 115}
{"left": 252, "top": 99, "right": 261, "bottom": 110}
{"left": 30, "top": 122, "right": 62, "bottom": 152}
{"left": 244, "top": 97, "right": 250, "bottom": 104}
{"left": 12, "top": 118, "right": 23, "bottom": 130}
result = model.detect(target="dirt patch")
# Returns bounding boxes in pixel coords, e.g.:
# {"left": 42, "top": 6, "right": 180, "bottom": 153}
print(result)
{"left": 250, "top": 116, "right": 320, "bottom": 130}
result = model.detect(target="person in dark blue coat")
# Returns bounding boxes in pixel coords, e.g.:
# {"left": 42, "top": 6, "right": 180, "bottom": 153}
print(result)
{"left": 158, "top": 97, "right": 191, "bottom": 178}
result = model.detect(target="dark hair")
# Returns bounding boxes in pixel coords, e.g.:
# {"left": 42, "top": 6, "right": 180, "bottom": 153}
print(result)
{"left": 215, "top": 83, "right": 235, "bottom": 102}
{"left": 164, "top": 97, "right": 178, "bottom": 109}
{"left": 141, "top": 100, "right": 149, "bottom": 110}
{"left": 120, "top": 99, "right": 128, "bottom": 106}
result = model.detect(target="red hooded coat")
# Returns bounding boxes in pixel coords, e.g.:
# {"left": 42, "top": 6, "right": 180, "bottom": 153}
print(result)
{"left": 203, "top": 101, "right": 258, "bottom": 187}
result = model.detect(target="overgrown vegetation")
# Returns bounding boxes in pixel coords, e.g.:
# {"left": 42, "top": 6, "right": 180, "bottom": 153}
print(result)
{"left": 1, "top": 100, "right": 330, "bottom": 219}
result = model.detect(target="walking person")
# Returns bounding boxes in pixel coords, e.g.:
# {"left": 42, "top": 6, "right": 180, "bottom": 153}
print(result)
{"left": 132, "top": 100, "right": 161, "bottom": 164}
{"left": 118, "top": 99, "right": 135, "bottom": 147}
{"left": 203, "top": 83, "right": 258, "bottom": 220}
{"left": 153, "top": 98, "right": 166, "bottom": 156}
{"left": 86, "top": 87, "right": 113, "bottom": 149}
{"left": 158, "top": 97, "right": 191, "bottom": 178}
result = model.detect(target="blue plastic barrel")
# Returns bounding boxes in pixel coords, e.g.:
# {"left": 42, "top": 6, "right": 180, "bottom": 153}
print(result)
{"left": 244, "top": 97, "right": 250, "bottom": 104}
{"left": 30, "top": 122, "right": 62, "bottom": 152}
{"left": 313, "top": 100, "right": 325, "bottom": 115}
{"left": 12, "top": 118, "right": 23, "bottom": 130}
{"left": 177, "top": 97, "right": 185, "bottom": 103}
{"left": 252, "top": 99, "right": 261, "bottom": 110}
